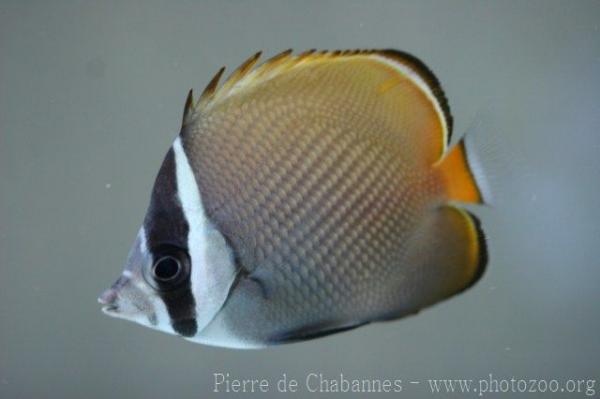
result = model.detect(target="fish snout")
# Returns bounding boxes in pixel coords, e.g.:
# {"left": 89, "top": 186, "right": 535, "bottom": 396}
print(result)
{"left": 98, "top": 274, "right": 132, "bottom": 308}
{"left": 98, "top": 288, "right": 121, "bottom": 315}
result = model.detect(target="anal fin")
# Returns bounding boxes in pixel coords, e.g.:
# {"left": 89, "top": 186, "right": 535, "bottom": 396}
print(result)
{"left": 270, "top": 320, "right": 369, "bottom": 344}
{"left": 391, "top": 205, "right": 488, "bottom": 316}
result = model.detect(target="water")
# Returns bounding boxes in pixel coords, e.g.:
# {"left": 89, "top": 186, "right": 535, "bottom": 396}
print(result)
{"left": 1, "top": 1, "right": 599, "bottom": 398}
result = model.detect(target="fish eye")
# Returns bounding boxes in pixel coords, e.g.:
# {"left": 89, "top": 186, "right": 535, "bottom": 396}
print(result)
{"left": 143, "top": 246, "right": 190, "bottom": 291}
{"left": 152, "top": 256, "right": 181, "bottom": 281}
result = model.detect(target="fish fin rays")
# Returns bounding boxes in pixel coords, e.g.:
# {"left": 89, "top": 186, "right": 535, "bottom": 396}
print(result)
{"left": 197, "top": 66, "right": 226, "bottom": 110}
{"left": 398, "top": 205, "right": 487, "bottom": 313}
{"left": 187, "top": 50, "right": 452, "bottom": 159}
{"left": 193, "top": 49, "right": 296, "bottom": 114}
{"left": 181, "top": 89, "right": 195, "bottom": 128}
{"left": 218, "top": 51, "right": 262, "bottom": 95}
{"left": 378, "top": 49, "right": 453, "bottom": 143}
{"left": 270, "top": 320, "right": 369, "bottom": 344}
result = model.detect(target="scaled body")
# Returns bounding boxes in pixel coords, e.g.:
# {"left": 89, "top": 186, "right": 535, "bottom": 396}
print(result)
{"left": 99, "top": 49, "right": 488, "bottom": 348}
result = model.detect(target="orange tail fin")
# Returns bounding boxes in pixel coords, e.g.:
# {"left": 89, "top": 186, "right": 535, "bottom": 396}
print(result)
{"left": 435, "top": 137, "right": 489, "bottom": 204}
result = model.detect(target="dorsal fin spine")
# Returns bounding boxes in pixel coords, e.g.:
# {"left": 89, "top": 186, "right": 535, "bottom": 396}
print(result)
{"left": 197, "top": 66, "right": 225, "bottom": 111}
{"left": 217, "top": 52, "right": 262, "bottom": 100}
{"left": 181, "top": 89, "right": 194, "bottom": 127}
{"left": 189, "top": 48, "right": 451, "bottom": 151}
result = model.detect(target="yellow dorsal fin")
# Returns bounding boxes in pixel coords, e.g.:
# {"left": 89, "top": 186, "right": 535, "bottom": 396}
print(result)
{"left": 218, "top": 51, "right": 262, "bottom": 97}
{"left": 197, "top": 66, "right": 225, "bottom": 110}
{"left": 377, "top": 49, "right": 453, "bottom": 144}
{"left": 256, "top": 49, "right": 293, "bottom": 75}
{"left": 191, "top": 49, "right": 452, "bottom": 160}
{"left": 296, "top": 48, "right": 317, "bottom": 61}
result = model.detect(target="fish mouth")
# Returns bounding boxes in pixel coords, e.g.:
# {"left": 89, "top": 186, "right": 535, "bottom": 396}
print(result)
{"left": 98, "top": 288, "right": 120, "bottom": 315}
{"left": 101, "top": 304, "right": 119, "bottom": 314}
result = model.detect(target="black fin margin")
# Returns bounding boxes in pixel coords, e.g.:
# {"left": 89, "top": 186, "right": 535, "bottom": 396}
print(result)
{"left": 380, "top": 49, "right": 453, "bottom": 144}
{"left": 270, "top": 321, "right": 369, "bottom": 344}
{"left": 462, "top": 211, "right": 488, "bottom": 291}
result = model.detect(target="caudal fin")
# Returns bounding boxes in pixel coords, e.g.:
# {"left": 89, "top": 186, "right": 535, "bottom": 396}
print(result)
{"left": 435, "top": 135, "right": 490, "bottom": 204}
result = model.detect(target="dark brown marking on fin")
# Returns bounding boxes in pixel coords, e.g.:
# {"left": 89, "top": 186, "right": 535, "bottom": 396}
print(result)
{"left": 267, "top": 48, "right": 293, "bottom": 64}
{"left": 254, "top": 49, "right": 294, "bottom": 78}
{"left": 198, "top": 66, "right": 226, "bottom": 108}
{"left": 297, "top": 49, "right": 316, "bottom": 59}
{"left": 220, "top": 51, "right": 262, "bottom": 93}
{"left": 379, "top": 49, "right": 453, "bottom": 143}
{"left": 375, "top": 308, "right": 421, "bottom": 322}
{"left": 181, "top": 89, "right": 194, "bottom": 128}
{"left": 270, "top": 321, "right": 369, "bottom": 344}
{"left": 238, "top": 51, "right": 263, "bottom": 73}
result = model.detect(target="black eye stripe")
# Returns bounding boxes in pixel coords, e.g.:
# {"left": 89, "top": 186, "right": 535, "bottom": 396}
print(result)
{"left": 145, "top": 149, "right": 189, "bottom": 251}
{"left": 144, "top": 148, "right": 197, "bottom": 337}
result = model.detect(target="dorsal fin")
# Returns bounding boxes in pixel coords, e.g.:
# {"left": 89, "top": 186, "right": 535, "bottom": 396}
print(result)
{"left": 254, "top": 49, "right": 293, "bottom": 79}
{"left": 297, "top": 48, "right": 317, "bottom": 59}
{"left": 379, "top": 49, "right": 453, "bottom": 143}
{"left": 197, "top": 66, "right": 225, "bottom": 110}
{"left": 181, "top": 89, "right": 194, "bottom": 128}
{"left": 190, "top": 49, "right": 452, "bottom": 153}
{"left": 218, "top": 51, "right": 262, "bottom": 95}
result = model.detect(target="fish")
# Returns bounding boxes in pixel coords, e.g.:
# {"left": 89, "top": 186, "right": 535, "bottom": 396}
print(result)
{"left": 98, "top": 49, "right": 489, "bottom": 349}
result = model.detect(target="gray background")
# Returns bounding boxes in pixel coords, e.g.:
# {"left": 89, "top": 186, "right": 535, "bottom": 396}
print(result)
{"left": 1, "top": 1, "right": 599, "bottom": 398}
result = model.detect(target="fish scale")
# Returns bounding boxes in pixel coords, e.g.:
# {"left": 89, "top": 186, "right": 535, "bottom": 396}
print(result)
{"left": 182, "top": 72, "right": 434, "bottom": 335}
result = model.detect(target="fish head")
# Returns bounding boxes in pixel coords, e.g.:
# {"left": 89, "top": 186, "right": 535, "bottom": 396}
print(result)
{"left": 98, "top": 227, "right": 188, "bottom": 335}
{"left": 98, "top": 138, "right": 238, "bottom": 339}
